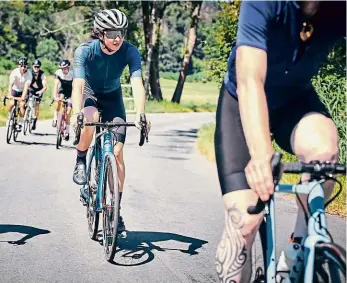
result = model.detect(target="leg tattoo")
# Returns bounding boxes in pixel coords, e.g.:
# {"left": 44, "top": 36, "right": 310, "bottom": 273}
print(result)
{"left": 216, "top": 204, "right": 247, "bottom": 283}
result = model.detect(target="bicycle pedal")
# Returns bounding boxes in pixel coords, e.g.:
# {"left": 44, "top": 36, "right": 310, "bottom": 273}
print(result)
{"left": 80, "top": 196, "right": 87, "bottom": 206}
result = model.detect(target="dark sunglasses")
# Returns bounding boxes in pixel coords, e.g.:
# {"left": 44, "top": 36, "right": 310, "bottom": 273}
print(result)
{"left": 104, "top": 29, "right": 126, "bottom": 39}
{"left": 33, "top": 65, "right": 40, "bottom": 68}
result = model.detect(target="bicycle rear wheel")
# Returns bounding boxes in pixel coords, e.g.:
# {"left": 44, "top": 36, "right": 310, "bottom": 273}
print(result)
{"left": 312, "top": 242, "right": 346, "bottom": 283}
{"left": 102, "top": 154, "right": 120, "bottom": 262}
{"left": 86, "top": 149, "right": 100, "bottom": 240}
{"left": 13, "top": 111, "right": 19, "bottom": 142}
{"left": 23, "top": 107, "right": 31, "bottom": 135}
{"left": 56, "top": 115, "right": 63, "bottom": 149}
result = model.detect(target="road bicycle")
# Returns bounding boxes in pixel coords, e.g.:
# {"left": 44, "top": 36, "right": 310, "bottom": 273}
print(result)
{"left": 4, "top": 96, "right": 22, "bottom": 144}
{"left": 51, "top": 97, "right": 69, "bottom": 149}
{"left": 251, "top": 152, "right": 346, "bottom": 283}
{"left": 74, "top": 112, "right": 148, "bottom": 262}
{"left": 23, "top": 94, "right": 39, "bottom": 135}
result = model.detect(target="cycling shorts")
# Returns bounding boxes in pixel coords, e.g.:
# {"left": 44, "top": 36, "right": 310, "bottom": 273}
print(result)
{"left": 83, "top": 87, "right": 126, "bottom": 144}
{"left": 29, "top": 87, "right": 43, "bottom": 103}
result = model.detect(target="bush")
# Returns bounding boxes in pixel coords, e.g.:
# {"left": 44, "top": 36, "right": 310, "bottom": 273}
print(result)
{"left": 41, "top": 58, "right": 57, "bottom": 75}
{"left": 0, "top": 58, "right": 16, "bottom": 75}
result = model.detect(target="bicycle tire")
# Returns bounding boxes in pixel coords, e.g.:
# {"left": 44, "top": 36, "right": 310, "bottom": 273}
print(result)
{"left": 56, "top": 115, "right": 63, "bottom": 149}
{"left": 23, "top": 107, "right": 30, "bottom": 135}
{"left": 312, "top": 242, "right": 346, "bottom": 283}
{"left": 13, "top": 111, "right": 19, "bottom": 142}
{"left": 102, "top": 154, "right": 120, "bottom": 262}
{"left": 28, "top": 110, "right": 33, "bottom": 134}
{"left": 6, "top": 108, "right": 15, "bottom": 144}
{"left": 86, "top": 149, "right": 100, "bottom": 240}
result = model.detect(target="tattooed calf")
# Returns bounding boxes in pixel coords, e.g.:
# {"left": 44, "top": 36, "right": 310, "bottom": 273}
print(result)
{"left": 216, "top": 204, "right": 247, "bottom": 283}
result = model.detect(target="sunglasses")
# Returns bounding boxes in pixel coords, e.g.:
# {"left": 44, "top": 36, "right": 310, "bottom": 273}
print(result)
{"left": 33, "top": 65, "right": 40, "bottom": 68}
{"left": 104, "top": 29, "right": 126, "bottom": 39}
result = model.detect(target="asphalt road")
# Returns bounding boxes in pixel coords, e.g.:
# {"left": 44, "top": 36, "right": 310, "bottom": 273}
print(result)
{"left": 0, "top": 113, "right": 345, "bottom": 283}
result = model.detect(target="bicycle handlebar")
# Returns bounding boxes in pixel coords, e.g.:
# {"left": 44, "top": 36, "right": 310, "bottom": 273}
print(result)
{"left": 3, "top": 96, "right": 23, "bottom": 106}
{"left": 247, "top": 152, "right": 346, "bottom": 215}
{"left": 73, "top": 112, "right": 149, "bottom": 147}
{"left": 50, "top": 97, "right": 69, "bottom": 106}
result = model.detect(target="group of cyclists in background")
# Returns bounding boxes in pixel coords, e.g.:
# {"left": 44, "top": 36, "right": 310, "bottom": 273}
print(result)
{"left": 6, "top": 57, "right": 73, "bottom": 140}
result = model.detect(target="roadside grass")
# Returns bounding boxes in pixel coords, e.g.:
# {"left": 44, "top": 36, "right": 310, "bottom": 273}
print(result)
{"left": 0, "top": 75, "right": 218, "bottom": 125}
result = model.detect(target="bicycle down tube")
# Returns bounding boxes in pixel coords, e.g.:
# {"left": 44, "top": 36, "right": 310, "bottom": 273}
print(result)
{"left": 265, "top": 181, "right": 329, "bottom": 283}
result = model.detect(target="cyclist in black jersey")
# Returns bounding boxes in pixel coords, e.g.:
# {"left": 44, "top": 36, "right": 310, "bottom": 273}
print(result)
{"left": 29, "top": 59, "right": 47, "bottom": 131}
{"left": 52, "top": 60, "right": 73, "bottom": 141}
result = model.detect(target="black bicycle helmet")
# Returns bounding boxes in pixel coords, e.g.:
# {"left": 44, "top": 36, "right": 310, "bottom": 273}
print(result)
{"left": 33, "top": 59, "right": 42, "bottom": 67}
{"left": 18, "top": 57, "right": 28, "bottom": 66}
{"left": 59, "top": 60, "right": 70, "bottom": 69}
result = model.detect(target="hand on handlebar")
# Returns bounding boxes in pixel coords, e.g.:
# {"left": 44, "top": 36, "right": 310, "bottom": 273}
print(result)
{"left": 245, "top": 151, "right": 275, "bottom": 202}
{"left": 135, "top": 113, "right": 151, "bottom": 133}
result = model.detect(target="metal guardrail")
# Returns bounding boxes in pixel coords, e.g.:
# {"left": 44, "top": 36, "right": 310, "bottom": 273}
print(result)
{"left": 122, "top": 84, "right": 136, "bottom": 114}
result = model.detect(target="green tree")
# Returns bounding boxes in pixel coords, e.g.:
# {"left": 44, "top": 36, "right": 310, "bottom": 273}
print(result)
{"left": 36, "top": 38, "right": 62, "bottom": 62}
{"left": 203, "top": 1, "right": 241, "bottom": 84}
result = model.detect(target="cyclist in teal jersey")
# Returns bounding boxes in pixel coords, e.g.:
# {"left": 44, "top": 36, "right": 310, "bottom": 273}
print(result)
{"left": 71, "top": 9, "right": 150, "bottom": 233}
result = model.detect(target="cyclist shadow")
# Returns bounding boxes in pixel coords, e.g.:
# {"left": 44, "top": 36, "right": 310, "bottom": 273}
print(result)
{"left": 18, "top": 141, "right": 75, "bottom": 149}
{"left": 0, "top": 224, "right": 50, "bottom": 246}
{"left": 32, "top": 132, "right": 56, "bottom": 137}
{"left": 102, "top": 230, "right": 208, "bottom": 266}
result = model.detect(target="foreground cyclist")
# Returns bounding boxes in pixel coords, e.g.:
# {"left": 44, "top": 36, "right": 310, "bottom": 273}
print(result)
{"left": 71, "top": 9, "right": 150, "bottom": 233}
{"left": 52, "top": 60, "right": 74, "bottom": 141}
{"left": 29, "top": 59, "right": 47, "bottom": 131}
{"left": 8, "top": 57, "right": 32, "bottom": 131}
{"left": 214, "top": 1, "right": 346, "bottom": 282}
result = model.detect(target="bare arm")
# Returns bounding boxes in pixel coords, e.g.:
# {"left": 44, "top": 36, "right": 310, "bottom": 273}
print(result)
{"left": 40, "top": 75, "right": 48, "bottom": 94}
{"left": 130, "top": 77, "right": 146, "bottom": 114}
{"left": 236, "top": 46, "right": 272, "bottom": 158}
{"left": 72, "top": 78, "right": 85, "bottom": 114}
{"left": 22, "top": 81, "right": 31, "bottom": 100}
{"left": 52, "top": 79, "right": 60, "bottom": 100}
{"left": 8, "top": 72, "right": 14, "bottom": 97}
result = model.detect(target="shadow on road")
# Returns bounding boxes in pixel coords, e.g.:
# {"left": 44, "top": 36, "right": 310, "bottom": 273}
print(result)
{"left": 0, "top": 224, "right": 50, "bottom": 245}
{"left": 108, "top": 230, "right": 208, "bottom": 266}
{"left": 152, "top": 128, "right": 199, "bottom": 139}
{"left": 16, "top": 141, "right": 75, "bottom": 149}
{"left": 32, "top": 132, "right": 56, "bottom": 137}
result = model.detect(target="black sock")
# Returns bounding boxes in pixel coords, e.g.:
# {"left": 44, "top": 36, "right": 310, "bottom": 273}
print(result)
{"left": 76, "top": 149, "right": 88, "bottom": 164}
{"left": 119, "top": 192, "right": 123, "bottom": 206}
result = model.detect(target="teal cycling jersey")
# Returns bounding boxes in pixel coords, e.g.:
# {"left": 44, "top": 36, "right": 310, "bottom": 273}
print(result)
{"left": 73, "top": 39, "right": 142, "bottom": 94}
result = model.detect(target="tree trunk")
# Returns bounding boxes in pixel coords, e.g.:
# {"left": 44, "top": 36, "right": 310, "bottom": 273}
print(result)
{"left": 142, "top": 1, "right": 174, "bottom": 101}
{"left": 171, "top": 1, "right": 202, "bottom": 103}
{"left": 143, "top": 1, "right": 154, "bottom": 98}
{"left": 149, "top": 20, "right": 163, "bottom": 100}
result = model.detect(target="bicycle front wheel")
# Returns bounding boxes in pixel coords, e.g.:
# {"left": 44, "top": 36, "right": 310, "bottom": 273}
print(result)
{"left": 312, "top": 242, "right": 346, "bottom": 283}
{"left": 86, "top": 149, "right": 100, "bottom": 240}
{"left": 102, "top": 154, "right": 120, "bottom": 262}
{"left": 56, "top": 115, "right": 63, "bottom": 149}
{"left": 6, "top": 109, "right": 15, "bottom": 144}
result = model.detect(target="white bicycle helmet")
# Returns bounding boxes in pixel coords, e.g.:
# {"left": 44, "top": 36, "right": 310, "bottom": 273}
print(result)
{"left": 94, "top": 9, "right": 128, "bottom": 32}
